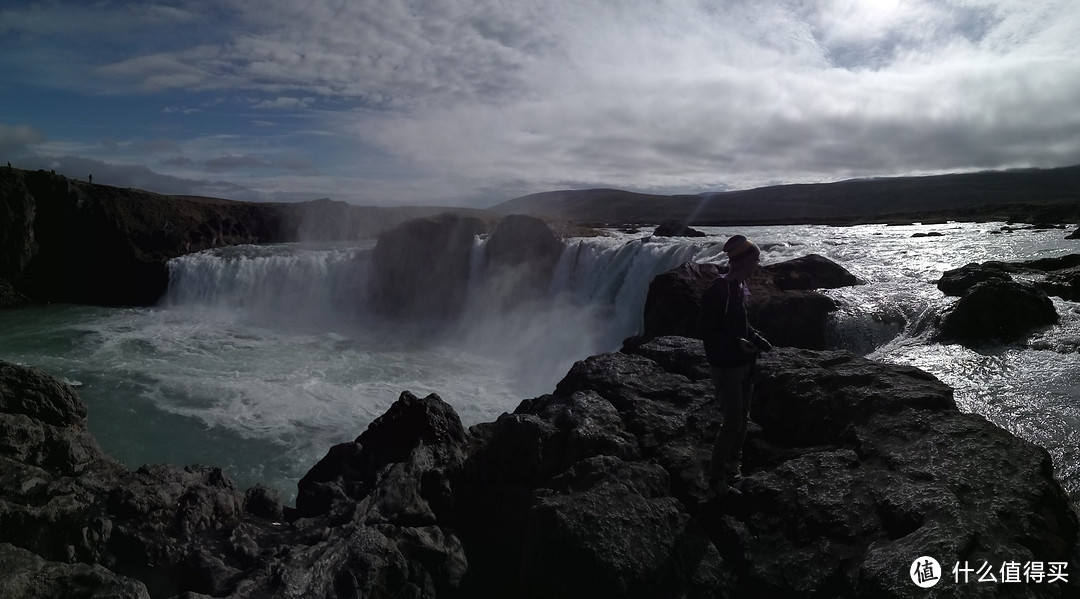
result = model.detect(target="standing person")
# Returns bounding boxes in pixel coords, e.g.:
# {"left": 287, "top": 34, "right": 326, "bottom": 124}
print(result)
{"left": 698, "top": 235, "right": 771, "bottom": 496}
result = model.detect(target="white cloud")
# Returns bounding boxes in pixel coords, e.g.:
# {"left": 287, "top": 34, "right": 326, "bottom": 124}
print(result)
{"left": 5, "top": 0, "right": 1080, "bottom": 203}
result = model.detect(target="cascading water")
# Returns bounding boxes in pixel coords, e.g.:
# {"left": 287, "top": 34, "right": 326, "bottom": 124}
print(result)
{"left": 2, "top": 222, "right": 1079, "bottom": 502}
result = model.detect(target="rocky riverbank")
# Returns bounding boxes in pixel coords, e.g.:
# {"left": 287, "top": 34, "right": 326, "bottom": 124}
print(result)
{"left": 2, "top": 334, "right": 1078, "bottom": 597}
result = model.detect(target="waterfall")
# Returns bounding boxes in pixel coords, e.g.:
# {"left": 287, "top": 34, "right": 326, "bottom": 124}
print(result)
{"left": 163, "top": 243, "right": 372, "bottom": 325}
{"left": 163, "top": 234, "right": 725, "bottom": 347}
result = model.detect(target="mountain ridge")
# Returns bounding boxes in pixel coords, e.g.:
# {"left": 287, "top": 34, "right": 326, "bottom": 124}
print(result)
{"left": 493, "top": 164, "right": 1080, "bottom": 225}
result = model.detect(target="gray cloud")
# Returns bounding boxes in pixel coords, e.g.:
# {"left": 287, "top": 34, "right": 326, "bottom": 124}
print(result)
{"left": 205, "top": 155, "right": 269, "bottom": 172}
{"left": 4, "top": 0, "right": 1079, "bottom": 205}
{"left": 0, "top": 123, "right": 44, "bottom": 159}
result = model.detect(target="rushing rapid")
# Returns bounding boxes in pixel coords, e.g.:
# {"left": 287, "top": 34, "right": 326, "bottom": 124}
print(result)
{"left": 1, "top": 222, "right": 1077, "bottom": 501}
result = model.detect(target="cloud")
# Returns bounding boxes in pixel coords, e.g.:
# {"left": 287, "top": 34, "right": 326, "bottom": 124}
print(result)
{"left": 0, "top": 123, "right": 44, "bottom": 158}
{"left": 206, "top": 154, "right": 269, "bottom": 172}
{"left": 252, "top": 97, "right": 315, "bottom": 109}
{"left": 5, "top": 0, "right": 1080, "bottom": 204}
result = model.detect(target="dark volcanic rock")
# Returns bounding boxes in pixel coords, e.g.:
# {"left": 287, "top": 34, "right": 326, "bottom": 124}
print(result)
{"left": 0, "top": 167, "right": 501, "bottom": 308}
{"left": 938, "top": 279, "right": 1059, "bottom": 345}
{"left": 653, "top": 223, "right": 707, "bottom": 237}
{"left": 480, "top": 214, "right": 564, "bottom": 310}
{"left": 1041, "top": 266, "right": 1080, "bottom": 302}
{"left": 1068, "top": 226, "right": 1080, "bottom": 240}
{"left": 0, "top": 542, "right": 150, "bottom": 599}
{"left": 4, "top": 339, "right": 1080, "bottom": 597}
{"left": 369, "top": 213, "right": 490, "bottom": 320}
{"left": 453, "top": 339, "right": 1080, "bottom": 598}
{"left": 937, "top": 262, "right": 1013, "bottom": 296}
{"left": 642, "top": 262, "right": 723, "bottom": 340}
{"left": 0, "top": 363, "right": 471, "bottom": 598}
{"left": 763, "top": 253, "right": 863, "bottom": 291}
{"left": 642, "top": 255, "right": 859, "bottom": 349}
{"left": 1, "top": 169, "right": 291, "bottom": 306}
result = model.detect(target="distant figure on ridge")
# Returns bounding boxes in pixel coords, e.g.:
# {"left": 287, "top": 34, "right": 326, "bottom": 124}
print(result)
{"left": 88, "top": 174, "right": 93, "bottom": 184}
{"left": 697, "top": 235, "right": 772, "bottom": 497}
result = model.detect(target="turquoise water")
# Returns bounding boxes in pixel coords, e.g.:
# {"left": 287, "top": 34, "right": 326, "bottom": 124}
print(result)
{"left": 2, "top": 223, "right": 1078, "bottom": 502}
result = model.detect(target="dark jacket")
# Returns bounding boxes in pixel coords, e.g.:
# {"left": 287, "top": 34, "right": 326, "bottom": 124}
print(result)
{"left": 698, "top": 277, "right": 766, "bottom": 367}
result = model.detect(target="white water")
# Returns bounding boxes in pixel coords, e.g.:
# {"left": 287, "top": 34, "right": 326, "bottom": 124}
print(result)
{"left": 1, "top": 223, "right": 1078, "bottom": 502}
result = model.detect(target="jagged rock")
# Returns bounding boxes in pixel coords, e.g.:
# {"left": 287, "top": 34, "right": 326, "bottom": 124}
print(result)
{"left": 3, "top": 337, "right": 1080, "bottom": 597}
{"left": 296, "top": 390, "right": 469, "bottom": 520}
{"left": 0, "top": 542, "right": 150, "bottom": 599}
{"left": 642, "top": 256, "right": 858, "bottom": 349}
{"left": 369, "top": 213, "right": 490, "bottom": 320}
{"left": 1067, "top": 226, "right": 1080, "bottom": 240}
{"left": 451, "top": 338, "right": 1080, "bottom": 598}
{"left": 938, "top": 279, "right": 1058, "bottom": 344}
{"left": 480, "top": 214, "right": 564, "bottom": 310}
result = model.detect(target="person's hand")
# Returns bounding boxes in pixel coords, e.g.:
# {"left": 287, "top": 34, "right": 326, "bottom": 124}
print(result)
{"left": 751, "top": 332, "right": 773, "bottom": 352}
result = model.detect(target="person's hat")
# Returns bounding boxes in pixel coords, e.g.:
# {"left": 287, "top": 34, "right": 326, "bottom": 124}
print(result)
{"left": 723, "top": 235, "right": 760, "bottom": 262}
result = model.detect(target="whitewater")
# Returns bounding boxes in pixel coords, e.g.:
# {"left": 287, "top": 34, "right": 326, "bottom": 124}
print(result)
{"left": 1, "top": 222, "right": 1078, "bottom": 503}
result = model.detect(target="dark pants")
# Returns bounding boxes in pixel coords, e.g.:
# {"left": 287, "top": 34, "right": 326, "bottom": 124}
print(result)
{"left": 708, "top": 363, "right": 754, "bottom": 487}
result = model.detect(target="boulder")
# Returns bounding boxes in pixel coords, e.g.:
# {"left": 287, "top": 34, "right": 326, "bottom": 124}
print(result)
{"left": 937, "top": 262, "right": 1013, "bottom": 296}
{"left": 653, "top": 223, "right": 707, "bottom": 237}
{"left": 938, "top": 279, "right": 1059, "bottom": 345}
{"left": 761, "top": 253, "right": 863, "bottom": 291}
{"left": 641, "top": 262, "right": 723, "bottom": 340}
{"left": 480, "top": 214, "right": 564, "bottom": 310}
{"left": 641, "top": 255, "right": 859, "bottom": 349}
{"left": 1040, "top": 266, "right": 1080, "bottom": 302}
{"left": 369, "top": 213, "right": 489, "bottom": 320}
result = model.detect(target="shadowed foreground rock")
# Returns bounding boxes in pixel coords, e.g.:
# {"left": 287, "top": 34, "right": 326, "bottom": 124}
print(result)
{"left": 4, "top": 337, "right": 1079, "bottom": 598}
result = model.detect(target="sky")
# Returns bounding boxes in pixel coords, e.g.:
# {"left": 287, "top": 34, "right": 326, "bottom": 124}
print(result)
{"left": 2, "top": 0, "right": 1079, "bottom": 208}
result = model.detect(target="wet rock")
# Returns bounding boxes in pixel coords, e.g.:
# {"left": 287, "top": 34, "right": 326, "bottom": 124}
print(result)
{"left": 369, "top": 213, "right": 489, "bottom": 320}
{"left": 938, "top": 279, "right": 1058, "bottom": 345}
{"left": 762, "top": 253, "right": 864, "bottom": 291}
{"left": 1040, "top": 266, "right": 1080, "bottom": 302}
{"left": 642, "top": 255, "right": 859, "bottom": 349}
{"left": 937, "top": 262, "right": 1013, "bottom": 296}
{"left": 653, "top": 223, "right": 707, "bottom": 237}
{"left": 480, "top": 214, "right": 564, "bottom": 310}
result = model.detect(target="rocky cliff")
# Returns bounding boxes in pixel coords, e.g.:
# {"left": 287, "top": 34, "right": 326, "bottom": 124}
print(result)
{"left": 2, "top": 335, "right": 1077, "bottom": 598}
{"left": 0, "top": 168, "right": 496, "bottom": 307}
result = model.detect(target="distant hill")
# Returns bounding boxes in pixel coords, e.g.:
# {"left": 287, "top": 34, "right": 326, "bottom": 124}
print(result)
{"left": 492, "top": 165, "right": 1080, "bottom": 225}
